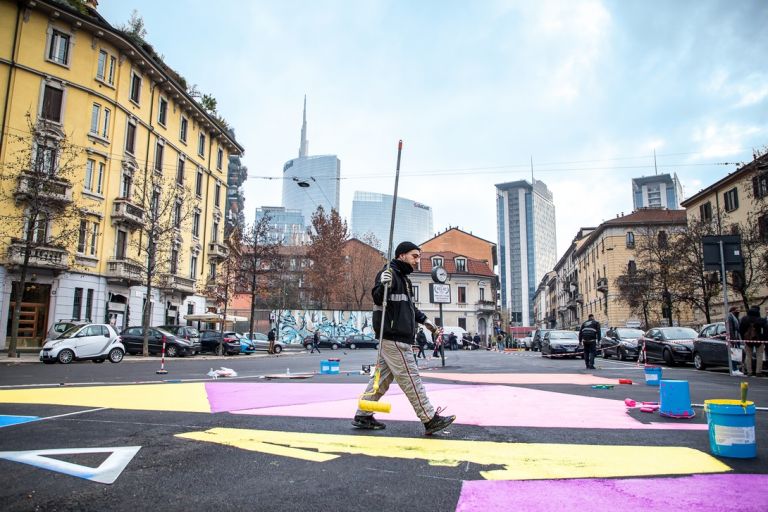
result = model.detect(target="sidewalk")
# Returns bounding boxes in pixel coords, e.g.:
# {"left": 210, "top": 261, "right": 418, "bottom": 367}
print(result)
{"left": 1, "top": 350, "right": 304, "bottom": 364}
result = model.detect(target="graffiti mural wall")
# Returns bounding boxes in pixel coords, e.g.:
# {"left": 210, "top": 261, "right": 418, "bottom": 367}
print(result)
{"left": 274, "top": 309, "right": 374, "bottom": 344}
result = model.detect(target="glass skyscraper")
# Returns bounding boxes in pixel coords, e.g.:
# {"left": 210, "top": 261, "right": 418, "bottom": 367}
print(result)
{"left": 281, "top": 97, "right": 340, "bottom": 225}
{"left": 496, "top": 179, "right": 556, "bottom": 326}
{"left": 632, "top": 173, "right": 683, "bottom": 210}
{"left": 254, "top": 206, "right": 307, "bottom": 246}
{"left": 351, "top": 191, "right": 433, "bottom": 251}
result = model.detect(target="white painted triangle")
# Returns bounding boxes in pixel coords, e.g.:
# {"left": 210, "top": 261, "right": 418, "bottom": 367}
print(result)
{"left": 0, "top": 446, "right": 141, "bottom": 484}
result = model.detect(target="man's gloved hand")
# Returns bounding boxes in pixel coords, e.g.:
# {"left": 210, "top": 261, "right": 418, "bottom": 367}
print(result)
{"left": 380, "top": 269, "right": 393, "bottom": 285}
{"left": 423, "top": 320, "right": 439, "bottom": 334}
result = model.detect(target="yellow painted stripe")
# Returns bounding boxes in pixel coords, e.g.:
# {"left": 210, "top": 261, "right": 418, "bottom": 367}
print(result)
{"left": 0, "top": 383, "right": 211, "bottom": 413}
{"left": 175, "top": 428, "right": 732, "bottom": 480}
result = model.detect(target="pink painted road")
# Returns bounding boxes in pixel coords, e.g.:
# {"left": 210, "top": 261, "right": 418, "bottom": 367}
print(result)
{"left": 206, "top": 382, "right": 707, "bottom": 430}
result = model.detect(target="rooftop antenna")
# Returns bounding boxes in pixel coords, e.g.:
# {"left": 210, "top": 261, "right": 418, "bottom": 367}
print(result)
{"left": 654, "top": 149, "right": 658, "bottom": 175}
{"left": 530, "top": 156, "right": 534, "bottom": 185}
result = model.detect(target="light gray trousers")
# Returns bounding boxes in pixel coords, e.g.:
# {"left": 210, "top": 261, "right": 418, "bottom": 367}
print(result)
{"left": 355, "top": 338, "right": 435, "bottom": 423}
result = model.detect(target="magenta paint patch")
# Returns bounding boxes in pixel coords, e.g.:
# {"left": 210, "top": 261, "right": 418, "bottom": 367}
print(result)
{"left": 228, "top": 383, "right": 708, "bottom": 430}
{"left": 455, "top": 474, "right": 768, "bottom": 512}
{"left": 204, "top": 382, "right": 463, "bottom": 413}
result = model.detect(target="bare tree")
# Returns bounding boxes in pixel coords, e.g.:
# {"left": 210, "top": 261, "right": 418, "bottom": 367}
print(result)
{"left": 615, "top": 269, "right": 655, "bottom": 329}
{"left": 202, "top": 229, "right": 242, "bottom": 355}
{"left": 0, "top": 116, "right": 92, "bottom": 357}
{"left": 670, "top": 217, "right": 721, "bottom": 323}
{"left": 306, "top": 206, "right": 349, "bottom": 309}
{"left": 342, "top": 233, "right": 384, "bottom": 311}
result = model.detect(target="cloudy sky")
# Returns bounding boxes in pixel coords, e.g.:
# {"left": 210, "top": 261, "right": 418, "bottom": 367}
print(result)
{"left": 99, "top": 0, "right": 768, "bottom": 256}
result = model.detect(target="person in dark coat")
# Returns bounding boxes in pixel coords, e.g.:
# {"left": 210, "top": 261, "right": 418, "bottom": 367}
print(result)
{"left": 416, "top": 328, "right": 428, "bottom": 359}
{"left": 579, "top": 314, "right": 601, "bottom": 370}
{"left": 739, "top": 306, "right": 765, "bottom": 376}
{"left": 268, "top": 328, "right": 276, "bottom": 354}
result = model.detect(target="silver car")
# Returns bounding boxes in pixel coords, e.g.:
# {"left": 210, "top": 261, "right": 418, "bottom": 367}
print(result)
{"left": 40, "top": 324, "right": 125, "bottom": 364}
{"left": 243, "top": 332, "right": 285, "bottom": 354}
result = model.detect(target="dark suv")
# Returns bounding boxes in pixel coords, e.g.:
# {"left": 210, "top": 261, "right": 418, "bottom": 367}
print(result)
{"left": 531, "top": 329, "right": 551, "bottom": 352}
{"left": 157, "top": 325, "right": 201, "bottom": 354}
{"left": 120, "top": 327, "right": 196, "bottom": 357}
{"left": 199, "top": 330, "right": 241, "bottom": 355}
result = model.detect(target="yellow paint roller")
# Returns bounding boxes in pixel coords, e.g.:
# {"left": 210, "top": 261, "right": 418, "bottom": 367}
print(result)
{"left": 358, "top": 141, "right": 404, "bottom": 415}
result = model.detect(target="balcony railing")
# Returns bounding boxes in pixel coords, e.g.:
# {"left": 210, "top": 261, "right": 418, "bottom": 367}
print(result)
{"left": 106, "top": 258, "right": 143, "bottom": 284}
{"left": 158, "top": 274, "right": 196, "bottom": 294}
{"left": 597, "top": 277, "right": 608, "bottom": 293}
{"left": 112, "top": 198, "right": 145, "bottom": 229}
{"left": 475, "top": 300, "right": 497, "bottom": 313}
{"left": 208, "top": 242, "right": 229, "bottom": 260}
{"left": 6, "top": 240, "right": 69, "bottom": 270}
{"left": 15, "top": 172, "right": 73, "bottom": 205}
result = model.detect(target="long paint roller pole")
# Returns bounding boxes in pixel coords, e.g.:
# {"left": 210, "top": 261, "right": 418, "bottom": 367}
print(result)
{"left": 358, "top": 140, "right": 403, "bottom": 414}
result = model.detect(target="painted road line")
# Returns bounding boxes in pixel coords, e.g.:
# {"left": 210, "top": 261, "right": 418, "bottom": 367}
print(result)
{"left": 456, "top": 474, "right": 768, "bottom": 512}
{"left": 0, "top": 446, "right": 140, "bottom": 484}
{"left": 0, "top": 415, "right": 39, "bottom": 428}
{"left": 175, "top": 428, "right": 731, "bottom": 481}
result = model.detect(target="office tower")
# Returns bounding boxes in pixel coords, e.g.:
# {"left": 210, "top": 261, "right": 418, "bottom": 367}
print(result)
{"left": 632, "top": 173, "right": 683, "bottom": 209}
{"left": 281, "top": 97, "right": 340, "bottom": 225}
{"left": 254, "top": 206, "right": 307, "bottom": 246}
{"left": 495, "top": 179, "right": 556, "bottom": 326}
{"left": 351, "top": 191, "right": 433, "bottom": 251}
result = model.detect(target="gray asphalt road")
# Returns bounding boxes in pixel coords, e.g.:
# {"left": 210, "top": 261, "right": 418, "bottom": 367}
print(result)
{"left": 1, "top": 349, "right": 766, "bottom": 511}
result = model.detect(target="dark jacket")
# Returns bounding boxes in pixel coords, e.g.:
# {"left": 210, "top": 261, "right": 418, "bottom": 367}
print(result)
{"left": 416, "top": 329, "right": 428, "bottom": 347}
{"left": 372, "top": 259, "right": 427, "bottom": 344}
{"left": 268, "top": 330, "right": 276, "bottom": 342}
{"left": 726, "top": 312, "right": 741, "bottom": 340}
{"left": 740, "top": 307, "right": 765, "bottom": 342}
{"left": 579, "top": 318, "right": 601, "bottom": 343}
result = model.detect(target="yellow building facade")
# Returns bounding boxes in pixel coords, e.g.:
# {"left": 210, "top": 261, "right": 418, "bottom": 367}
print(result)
{"left": 0, "top": 0, "right": 243, "bottom": 348}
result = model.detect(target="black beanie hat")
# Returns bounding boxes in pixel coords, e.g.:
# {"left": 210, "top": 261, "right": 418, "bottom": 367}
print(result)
{"left": 395, "top": 241, "right": 420, "bottom": 257}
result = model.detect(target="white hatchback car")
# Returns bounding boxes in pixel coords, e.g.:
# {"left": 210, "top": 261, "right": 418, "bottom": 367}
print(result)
{"left": 40, "top": 323, "right": 125, "bottom": 364}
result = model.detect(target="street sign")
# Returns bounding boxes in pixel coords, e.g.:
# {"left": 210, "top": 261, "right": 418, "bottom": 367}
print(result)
{"left": 429, "top": 283, "right": 451, "bottom": 304}
{"left": 702, "top": 235, "right": 743, "bottom": 272}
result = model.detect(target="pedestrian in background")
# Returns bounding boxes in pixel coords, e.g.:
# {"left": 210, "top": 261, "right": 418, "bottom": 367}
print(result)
{"left": 739, "top": 306, "right": 765, "bottom": 377}
{"left": 416, "top": 328, "right": 428, "bottom": 359}
{"left": 268, "top": 328, "right": 276, "bottom": 354}
{"left": 310, "top": 330, "right": 321, "bottom": 354}
{"left": 579, "top": 314, "right": 601, "bottom": 370}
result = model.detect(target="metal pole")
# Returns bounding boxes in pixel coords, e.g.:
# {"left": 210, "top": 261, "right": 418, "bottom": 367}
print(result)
{"left": 720, "top": 241, "right": 735, "bottom": 376}
{"left": 439, "top": 303, "right": 445, "bottom": 367}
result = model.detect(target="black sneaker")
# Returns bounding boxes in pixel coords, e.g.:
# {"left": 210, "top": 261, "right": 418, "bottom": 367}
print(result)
{"left": 424, "top": 408, "right": 456, "bottom": 435}
{"left": 352, "top": 415, "right": 386, "bottom": 430}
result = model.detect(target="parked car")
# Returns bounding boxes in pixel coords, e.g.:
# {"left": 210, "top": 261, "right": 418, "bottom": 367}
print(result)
{"left": 691, "top": 321, "right": 756, "bottom": 372}
{"left": 599, "top": 327, "right": 645, "bottom": 360}
{"left": 519, "top": 336, "right": 533, "bottom": 350}
{"left": 531, "top": 329, "right": 551, "bottom": 352}
{"left": 199, "top": 330, "right": 241, "bottom": 355}
{"left": 156, "top": 325, "right": 201, "bottom": 354}
{"left": 46, "top": 319, "right": 89, "bottom": 341}
{"left": 40, "top": 324, "right": 124, "bottom": 364}
{"left": 541, "top": 330, "right": 580, "bottom": 357}
{"left": 639, "top": 327, "right": 698, "bottom": 365}
{"left": 302, "top": 334, "right": 346, "bottom": 350}
{"left": 120, "top": 327, "right": 197, "bottom": 357}
{"left": 240, "top": 332, "right": 287, "bottom": 354}
{"left": 345, "top": 334, "right": 379, "bottom": 349}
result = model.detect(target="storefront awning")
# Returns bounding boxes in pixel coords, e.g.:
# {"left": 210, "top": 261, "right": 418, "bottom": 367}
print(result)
{"left": 183, "top": 313, "right": 248, "bottom": 323}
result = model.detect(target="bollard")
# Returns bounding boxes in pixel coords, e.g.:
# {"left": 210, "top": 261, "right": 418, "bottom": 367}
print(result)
{"left": 156, "top": 337, "right": 168, "bottom": 375}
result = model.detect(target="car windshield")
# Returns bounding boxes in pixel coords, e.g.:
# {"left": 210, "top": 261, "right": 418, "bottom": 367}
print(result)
{"left": 661, "top": 327, "right": 698, "bottom": 339}
{"left": 56, "top": 325, "right": 84, "bottom": 339}
{"left": 550, "top": 331, "right": 578, "bottom": 339}
{"left": 156, "top": 328, "right": 174, "bottom": 337}
{"left": 54, "top": 323, "right": 74, "bottom": 333}
{"left": 617, "top": 328, "right": 644, "bottom": 338}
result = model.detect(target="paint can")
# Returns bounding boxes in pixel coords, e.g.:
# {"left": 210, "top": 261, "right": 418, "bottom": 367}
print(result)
{"left": 704, "top": 399, "right": 756, "bottom": 459}
{"left": 644, "top": 366, "right": 662, "bottom": 386}
{"left": 320, "top": 359, "right": 340, "bottom": 375}
{"left": 659, "top": 380, "right": 694, "bottom": 418}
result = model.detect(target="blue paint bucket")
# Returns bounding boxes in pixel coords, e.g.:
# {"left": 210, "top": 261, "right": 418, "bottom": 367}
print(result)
{"left": 319, "top": 359, "right": 340, "bottom": 374}
{"left": 704, "top": 399, "right": 756, "bottom": 459}
{"left": 659, "top": 380, "right": 694, "bottom": 418}
{"left": 644, "top": 366, "right": 662, "bottom": 386}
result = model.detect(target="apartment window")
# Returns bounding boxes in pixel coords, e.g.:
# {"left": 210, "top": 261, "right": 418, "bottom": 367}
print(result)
{"left": 412, "top": 285, "right": 419, "bottom": 303}
{"left": 176, "top": 156, "right": 185, "bottom": 185}
{"left": 195, "top": 169, "right": 203, "bottom": 196}
{"left": 47, "top": 29, "right": 70, "bottom": 66}
{"left": 26, "top": 212, "right": 49, "bottom": 243}
{"left": 189, "top": 255, "right": 198, "bottom": 279}
{"left": 180, "top": 116, "right": 188, "bottom": 143}
{"left": 170, "top": 247, "right": 178, "bottom": 275}
{"left": 658, "top": 230, "right": 668, "bottom": 249}
{"left": 198, "top": 133, "right": 205, "bottom": 157}
{"left": 158, "top": 97, "right": 168, "bottom": 126}
{"left": 121, "top": 172, "right": 132, "bottom": 198}
{"left": 458, "top": 318, "right": 467, "bottom": 330}
{"left": 89, "top": 222, "right": 98, "bottom": 256}
{"left": 77, "top": 219, "right": 87, "bottom": 253}
{"left": 754, "top": 173, "right": 768, "bottom": 199}
{"left": 455, "top": 258, "right": 467, "bottom": 272}
{"left": 96, "top": 50, "right": 116, "bottom": 85}
{"left": 480, "top": 288, "right": 485, "bottom": 301}
{"left": 89, "top": 104, "right": 110, "bottom": 138}
{"left": 192, "top": 211, "right": 200, "bottom": 237}
{"left": 758, "top": 214, "right": 768, "bottom": 241}
{"left": 33, "top": 143, "right": 58, "bottom": 177}
{"left": 154, "top": 140, "right": 164, "bottom": 173}
{"left": 85, "top": 289, "right": 94, "bottom": 322}
{"left": 186, "top": 303, "right": 194, "bottom": 326}
{"left": 72, "top": 288, "right": 83, "bottom": 320}
{"left": 212, "top": 221, "right": 219, "bottom": 243}
{"left": 90, "top": 104, "right": 100, "bottom": 133}
{"left": 724, "top": 188, "right": 739, "bottom": 212}
{"left": 129, "top": 71, "right": 142, "bottom": 104}
{"left": 628, "top": 260, "right": 637, "bottom": 274}
{"left": 214, "top": 182, "right": 221, "bottom": 207}
{"left": 431, "top": 257, "right": 443, "bottom": 268}
{"left": 174, "top": 201, "right": 182, "bottom": 228}
{"left": 216, "top": 147, "right": 223, "bottom": 170}
{"left": 151, "top": 190, "right": 160, "bottom": 217}
{"left": 458, "top": 286, "right": 467, "bottom": 303}
{"left": 699, "top": 201, "right": 713, "bottom": 222}
{"left": 125, "top": 119, "right": 136, "bottom": 154}
{"left": 115, "top": 229, "right": 127, "bottom": 259}
{"left": 84, "top": 159, "right": 95, "bottom": 192}
{"left": 209, "top": 262, "right": 217, "bottom": 280}
{"left": 626, "top": 231, "right": 635, "bottom": 248}
{"left": 40, "top": 84, "right": 64, "bottom": 123}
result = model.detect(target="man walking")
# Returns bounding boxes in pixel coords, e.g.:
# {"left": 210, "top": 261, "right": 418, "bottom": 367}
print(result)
{"left": 352, "top": 242, "right": 456, "bottom": 435}
{"left": 726, "top": 306, "right": 743, "bottom": 374}
{"left": 416, "top": 328, "right": 427, "bottom": 359}
{"left": 310, "top": 330, "right": 321, "bottom": 354}
{"left": 740, "top": 306, "right": 765, "bottom": 377}
{"left": 579, "top": 314, "right": 601, "bottom": 370}
{"left": 267, "top": 328, "right": 276, "bottom": 354}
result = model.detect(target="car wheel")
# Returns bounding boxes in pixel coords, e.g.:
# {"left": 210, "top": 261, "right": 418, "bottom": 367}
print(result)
{"left": 375, "top": 343, "right": 380, "bottom": 350}
{"left": 108, "top": 348, "right": 124, "bottom": 363}
{"left": 349, "top": 343, "right": 356, "bottom": 350}
{"left": 331, "top": 343, "right": 339, "bottom": 350}
{"left": 602, "top": 348, "right": 610, "bottom": 359}
{"left": 57, "top": 349, "right": 74, "bottom": 364}
{"left": 273, "top": 345, "right": 283, "bottom": 354}
{"left": 663, "top": 348, "right": 676, "bottom": 366}
{"left": 165, "top": 345, "right": 179, "bottom": 358}
{"left": 618, "top": 348, "right": 627, "bottom": 361}
{"left": 215, "top": 344, "right": 225, "bottom": 356}
{"left": 93, "top": 358, "right": 105, "bottom": 364}
{"left": 693, "top": 352, "right": 706, "bottom": 371}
